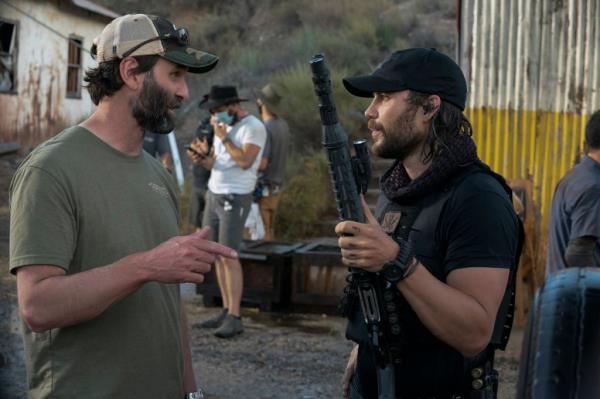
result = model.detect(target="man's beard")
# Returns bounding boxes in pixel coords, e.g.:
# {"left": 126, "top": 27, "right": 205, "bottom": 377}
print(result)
{"left": 132, "top": 72, "right": 181, "bottom": 134}
{"left": 369, "top": 107, "right": 423, "bottom": 160}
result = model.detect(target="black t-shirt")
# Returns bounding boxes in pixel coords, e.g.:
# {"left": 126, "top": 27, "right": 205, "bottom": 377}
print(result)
{"left": 352, "top": 170, "right": 519, "bottom": 397}
{"left": 436, "top": 172, "right": 518, "bottom": 273}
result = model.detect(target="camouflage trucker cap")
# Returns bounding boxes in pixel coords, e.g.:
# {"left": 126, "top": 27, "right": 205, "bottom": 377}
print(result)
{"left": 92, "top": 14, "right": 218, "bottom": 74}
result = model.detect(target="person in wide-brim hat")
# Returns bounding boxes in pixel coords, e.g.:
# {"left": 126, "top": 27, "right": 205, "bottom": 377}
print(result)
{"left": 254, "top": 83, "right": 283, "bottom": 116}
{"left": 199, "top": 85, "right": 247, "bottom": 111}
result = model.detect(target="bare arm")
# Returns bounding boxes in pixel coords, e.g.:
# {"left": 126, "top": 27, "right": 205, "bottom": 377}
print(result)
{"left": 213, "top": 122, "right": 261, "bottom": 170}
{"left": 396, "top": 264, "right": 508, "bottom": 356}
{"left": 222, "top": 141, "right": 261, "bottom": 170}
{"left": 180, "top": 305, "right": 197, "bottom": 393}
{"left": 336, "top": 197, "right": 509, "bottom": 357}
{"left": 16, "top": 228, "right": 237, "bottom": 332}
{"left": 258, "top": 156, "right": 269, "bottom": 172}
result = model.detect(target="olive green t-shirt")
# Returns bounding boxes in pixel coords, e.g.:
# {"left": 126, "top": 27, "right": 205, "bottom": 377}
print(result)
{"left": 9, "top": 126, "right": 184, "bottom": 399}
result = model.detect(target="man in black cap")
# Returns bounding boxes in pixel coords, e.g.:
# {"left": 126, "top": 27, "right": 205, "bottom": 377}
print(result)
{"left": 336, "top": 48, "right": 522, "bottom": 398}
{"left": 189, "top": 85, "right": 266, "bottom": 338}
{"left": 9, "top": 14, "right": 235, "bottom": 399}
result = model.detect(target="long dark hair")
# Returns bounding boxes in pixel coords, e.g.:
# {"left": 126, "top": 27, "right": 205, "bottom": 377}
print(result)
{"left": 84, "top": 56, "right": 159, "bottom": 105}
{"left": 407, "top": 90, "right": 473, "bottom": 164}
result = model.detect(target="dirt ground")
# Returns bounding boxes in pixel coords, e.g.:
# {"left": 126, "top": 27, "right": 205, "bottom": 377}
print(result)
{"left": 0, "top": 156, "right": 521, "bottom": 398}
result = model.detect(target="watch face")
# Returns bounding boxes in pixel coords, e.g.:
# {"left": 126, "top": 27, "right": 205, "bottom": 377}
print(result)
{"left": 383, "top": 260, "right": 405, "bottom": 283}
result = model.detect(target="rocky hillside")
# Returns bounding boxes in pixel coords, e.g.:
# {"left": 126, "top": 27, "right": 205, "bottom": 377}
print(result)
{"left": 95, "top": 0, "right": 457, "bottom": 148}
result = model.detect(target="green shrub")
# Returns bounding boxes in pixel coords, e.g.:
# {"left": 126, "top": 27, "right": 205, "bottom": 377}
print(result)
{"left": 271, "top": 62, "right": 370, "bottom": 153}
{"left": 232, "top": 46, "right": 268, "bottom": 75}
{"left": 275, "top": 151, "right": 337, "bottom": 240}
{"left": 287, "top": 28, "right": 320, "bottom": 62}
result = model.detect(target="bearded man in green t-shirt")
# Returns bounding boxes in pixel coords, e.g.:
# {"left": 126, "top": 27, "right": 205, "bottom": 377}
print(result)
{"left": 9, "top": 14, "right": 235, "bottom": 399}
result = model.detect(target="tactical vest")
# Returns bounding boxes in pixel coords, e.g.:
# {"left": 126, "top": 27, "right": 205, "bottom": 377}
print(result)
{"left": 345, "top": 162, "right": 524, "bottom": 360}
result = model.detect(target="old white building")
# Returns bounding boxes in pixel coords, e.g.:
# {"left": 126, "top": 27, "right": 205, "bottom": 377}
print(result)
{"left": 0, "top": 0, "right": 118, "bottom": 149}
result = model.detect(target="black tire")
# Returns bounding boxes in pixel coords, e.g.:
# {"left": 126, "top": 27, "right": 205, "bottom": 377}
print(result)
{"left": 517, "top": 268, "right": 600, "bottom": 398}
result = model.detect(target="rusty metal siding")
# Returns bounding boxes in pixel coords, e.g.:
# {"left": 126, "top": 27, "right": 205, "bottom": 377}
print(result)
{"left": 0, "top": 0, "right": 109, "bottom": 149}
{"left": 459, "top": 0, "right": 600, "bottom": 276}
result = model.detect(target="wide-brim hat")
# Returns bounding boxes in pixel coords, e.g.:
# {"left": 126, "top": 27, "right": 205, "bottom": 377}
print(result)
{"left": 254, "top": 83, "right": 283, "bottom": 114}
{"left": 93, "top": 14, "right": 219, "bottom": 74}
{"left": 343, "top": 48, "right": 467, "bottom": 110}
{"left": 199, "top": 85, "right": 247, "bottom": 111}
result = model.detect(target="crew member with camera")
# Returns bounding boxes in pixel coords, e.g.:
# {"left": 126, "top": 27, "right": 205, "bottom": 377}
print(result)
{"left": 189, "top": 85, "right": 266, "bottom": 338}
{"left": 336, "top": 48, "right": 522, "bottom": 398}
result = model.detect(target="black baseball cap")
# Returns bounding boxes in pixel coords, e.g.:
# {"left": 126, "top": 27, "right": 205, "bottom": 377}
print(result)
{"left": 343, "top": 48, "right": 468, "bottom": 110}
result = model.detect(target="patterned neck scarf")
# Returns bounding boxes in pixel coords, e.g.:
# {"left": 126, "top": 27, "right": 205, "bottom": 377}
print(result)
{"left": 381, "top": 133, "right": 479, "bottom": 204}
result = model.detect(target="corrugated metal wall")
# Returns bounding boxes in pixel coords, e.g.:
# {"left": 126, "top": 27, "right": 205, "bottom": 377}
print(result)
{"left": 459, "top": 0, "right": 600, "bottom": 280}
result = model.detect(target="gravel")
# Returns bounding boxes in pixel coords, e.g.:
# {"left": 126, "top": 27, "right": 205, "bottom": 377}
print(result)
{"left": 0, "top": 158, "right": 520, "bottom": 398}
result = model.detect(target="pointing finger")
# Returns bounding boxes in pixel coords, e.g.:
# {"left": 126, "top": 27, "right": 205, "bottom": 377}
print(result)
{"left": 187, "top": 233, "right": 238, "bottom": 259}
{"left": 192, "top": 227, "right": 211, "bottom": 239}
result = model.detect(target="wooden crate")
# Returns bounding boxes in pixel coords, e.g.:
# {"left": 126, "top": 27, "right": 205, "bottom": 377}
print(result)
{"left": 197, "top": 240, "right": 302, "bottom": 311}
{"left": 291, "top": 237, "right": 348, "bottom": 311}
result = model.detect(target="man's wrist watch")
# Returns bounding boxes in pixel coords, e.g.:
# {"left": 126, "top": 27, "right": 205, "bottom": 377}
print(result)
{"left": 221, "top": 136, "right": 231, "bottom": 144}
{"left": 381, "top": 238, "right": 416, "bottom": 284}
{"left": 185, "top": 389, "right": 204, "bottom": 399}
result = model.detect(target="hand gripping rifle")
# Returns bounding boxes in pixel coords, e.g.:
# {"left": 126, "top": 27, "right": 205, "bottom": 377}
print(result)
{"left": 309, "top": 54, "right": 395, "bottom": 399}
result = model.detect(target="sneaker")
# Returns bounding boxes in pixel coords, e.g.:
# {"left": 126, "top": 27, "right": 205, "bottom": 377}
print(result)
{"left": 199, "top": 308, "right": 228, "bottom": 329}
{"left": 214, "top": 314, "right": 244, "bottom": 338}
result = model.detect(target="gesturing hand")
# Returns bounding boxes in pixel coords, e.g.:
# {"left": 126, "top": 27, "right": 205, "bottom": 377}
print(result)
{"left": 140, "top": 228, "right": 237, "bottom": 284}
{"left": 334, "top": 196, "right": 400, "bottom": 273}
{"left": 194, "top": 137, "right": 209, "bottom": 155}
{"left": 187, "top": 138, "right": 210, "bottom": 166}
{"left": 211, "top": 119, "right": 228, "bottom": 140}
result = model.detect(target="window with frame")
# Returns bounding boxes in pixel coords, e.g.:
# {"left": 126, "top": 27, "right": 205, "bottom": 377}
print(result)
{"left": 0, "top": 19, "right": 17, "bottom": 93}
{"left": 66, "top": 36, "right": 83, "bottom": 98}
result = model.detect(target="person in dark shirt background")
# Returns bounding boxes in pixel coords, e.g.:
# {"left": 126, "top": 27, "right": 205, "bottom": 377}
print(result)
{"left": 255, "top": 83, "right": 291, "bottom": 241}
{"left": 546, "top": 110, "right": 600, "bottom": 277}
{"left": 187, "top": 108, "right": 213, "bottom": 230}
{"left": 143, "top": 131, "right": 173, "bottom": 171}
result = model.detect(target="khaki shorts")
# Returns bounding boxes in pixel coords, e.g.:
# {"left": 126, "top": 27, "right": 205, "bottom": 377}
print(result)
{"left": 202, "top": 191, "right": 252, "bottom": 251}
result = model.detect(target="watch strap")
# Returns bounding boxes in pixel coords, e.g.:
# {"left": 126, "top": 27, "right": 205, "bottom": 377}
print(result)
{"left": 381, "top": 238, "right": 416, "bottom": 283}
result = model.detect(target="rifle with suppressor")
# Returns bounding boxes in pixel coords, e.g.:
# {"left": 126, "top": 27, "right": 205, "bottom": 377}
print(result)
{"left": 309, "top": 54, "right": 396, "bottom": 399}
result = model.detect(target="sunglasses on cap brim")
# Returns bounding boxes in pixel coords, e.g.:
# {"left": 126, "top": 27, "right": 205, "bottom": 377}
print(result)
{"left": 91, "top": 27, "right": 189, "bottom": 60}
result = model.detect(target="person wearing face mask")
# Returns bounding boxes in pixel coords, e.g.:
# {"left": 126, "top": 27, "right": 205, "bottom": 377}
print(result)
{"left": 190, "top": 85, "right": 267, "bottom": 338}
{"left": 8, "top": 14, "right": 236, "bottom": 399}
